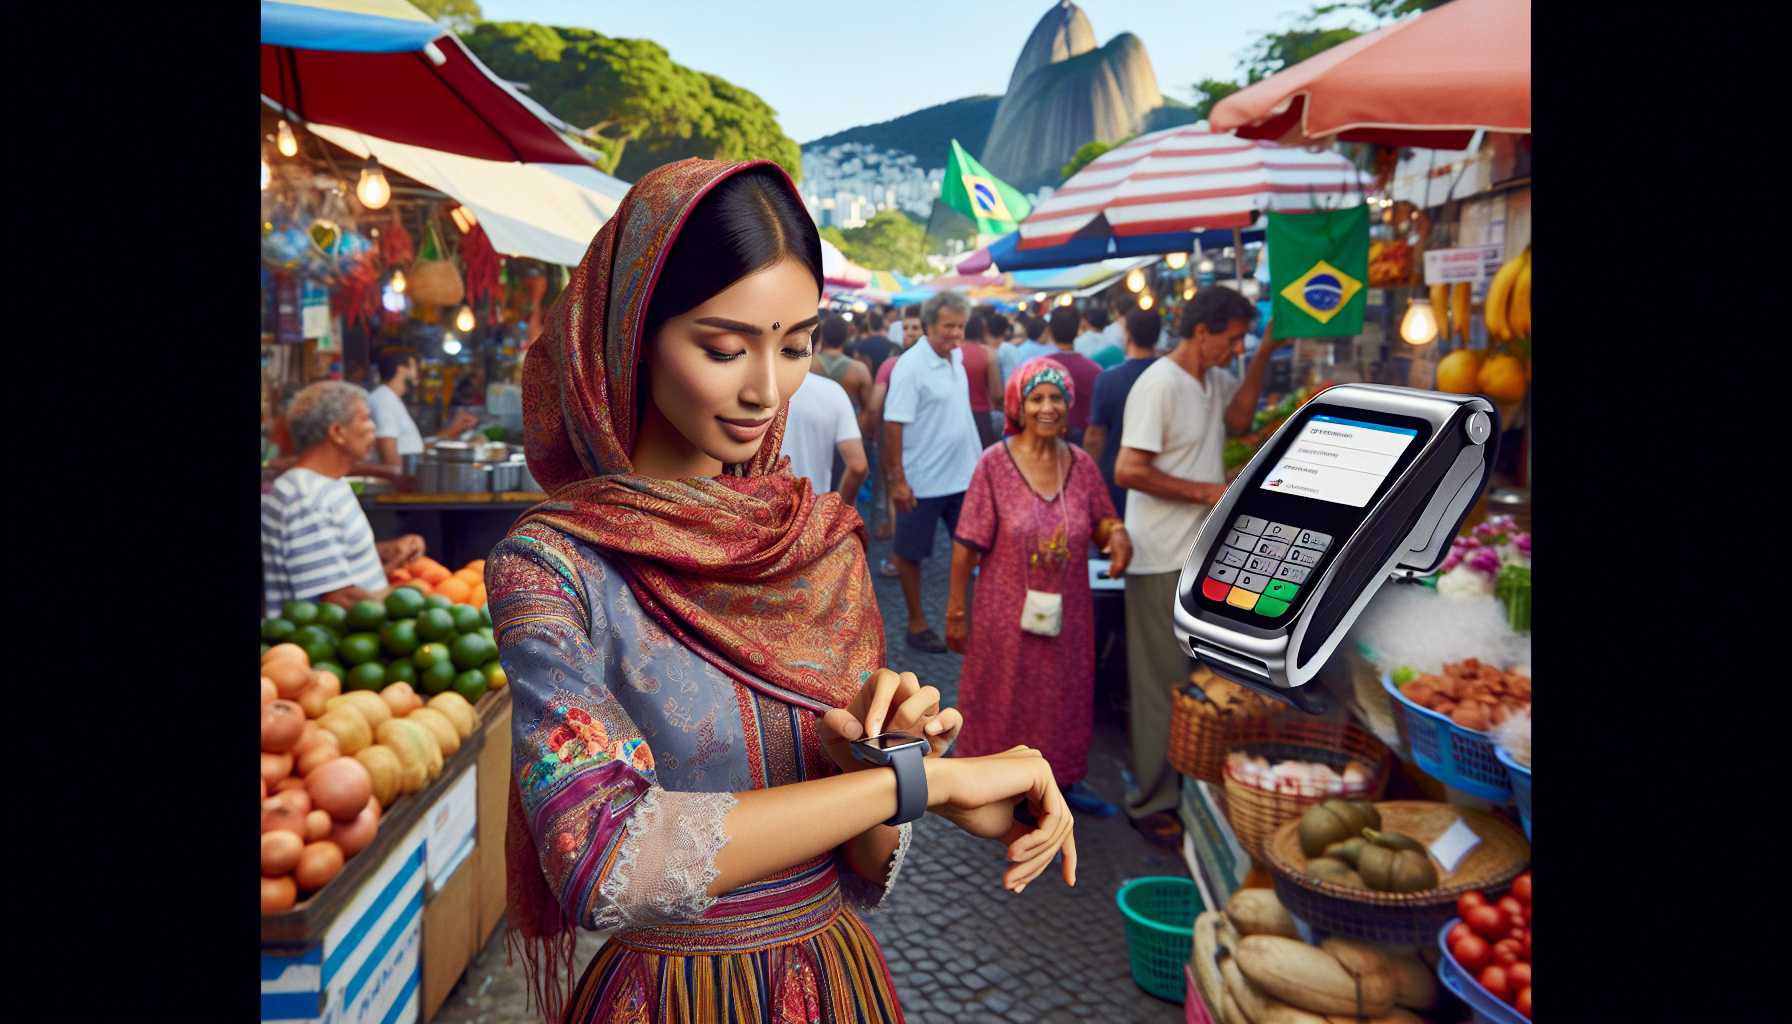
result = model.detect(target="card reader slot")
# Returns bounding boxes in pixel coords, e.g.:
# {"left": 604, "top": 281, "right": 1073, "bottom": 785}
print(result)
{"left": 1193, "top": 643, "right": 1331, "bottom": 714}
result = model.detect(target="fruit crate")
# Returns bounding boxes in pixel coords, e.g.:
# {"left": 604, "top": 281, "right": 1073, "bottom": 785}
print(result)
{"left": 1494, "top": 746, "right": 1530, "bottom": 840}
{"left": 1382, "top": 673, "right": 1513, "bottom": 802}
{"left": 1436, "top": 919, "right": 1527, "bottom": 1024}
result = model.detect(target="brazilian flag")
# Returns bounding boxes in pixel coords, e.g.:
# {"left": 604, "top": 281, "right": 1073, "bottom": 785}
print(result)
{"left": 1267, "top": 207, "right": 1370, "bottom": 338}
{"left": 939, "top": 139, "right": 1031, "bottom": 236}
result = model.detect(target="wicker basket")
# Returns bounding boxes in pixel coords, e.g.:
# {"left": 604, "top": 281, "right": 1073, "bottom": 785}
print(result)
{"left": 1264, "top": 801, "right": 1531, "bottom": 946}
{"left": 1167, "top": 668, "right": 1286, "bottom": 784}
{"left": 1220, "top": 718, "right": 1390, "bottom": 860}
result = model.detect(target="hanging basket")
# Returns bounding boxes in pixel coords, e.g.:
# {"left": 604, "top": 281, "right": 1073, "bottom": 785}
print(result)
{"left": 409, "top": 260, "right": 464, "bottom": 307}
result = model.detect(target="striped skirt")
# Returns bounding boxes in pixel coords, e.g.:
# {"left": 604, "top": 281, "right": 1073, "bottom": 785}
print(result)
{"left": 565, "top": 857, "right": 905, "bottom": 1024}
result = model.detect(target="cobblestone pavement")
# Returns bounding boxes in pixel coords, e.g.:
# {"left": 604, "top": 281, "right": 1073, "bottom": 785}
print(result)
{"left": 436, "top": 520, "right": 1189, "bottom": 1024}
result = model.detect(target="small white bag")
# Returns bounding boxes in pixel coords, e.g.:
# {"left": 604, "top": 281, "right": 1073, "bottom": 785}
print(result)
{"left": 1019, "top": 444, "right": 1072, "bottom": 639}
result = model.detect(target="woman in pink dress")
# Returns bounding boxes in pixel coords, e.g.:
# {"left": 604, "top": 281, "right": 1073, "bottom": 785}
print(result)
{"left": 944, "top": 357, "right": 1133, "bottom": 816}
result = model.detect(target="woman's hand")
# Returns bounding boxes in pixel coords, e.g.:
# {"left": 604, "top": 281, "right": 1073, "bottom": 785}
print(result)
{"left": 1102, "top": 526, "right": 1132, "bottom": 578}
{"left": 944, "top": 608, "right": 969, "bottom": 653}
{"left": 816, "top": 668, "right": 963, "bottom": 776}
{"left": 929, "top": 748, "right": 1077, "bottom": 892}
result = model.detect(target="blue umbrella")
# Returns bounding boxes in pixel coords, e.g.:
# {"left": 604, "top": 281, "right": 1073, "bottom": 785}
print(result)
{"left": 986, "top": 225, "right": 1266, "bottom": 272}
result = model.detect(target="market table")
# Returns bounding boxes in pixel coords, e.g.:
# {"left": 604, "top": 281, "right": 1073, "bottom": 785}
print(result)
{"left": 360, "top": 493, "right": 545, "bottom": 570}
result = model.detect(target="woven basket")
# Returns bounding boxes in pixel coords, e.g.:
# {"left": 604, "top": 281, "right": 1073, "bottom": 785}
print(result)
{"left": 1167, "top": 668, "right": 1287, "bottom": 784}
{"left": 409, "top": 259, "right": 464, "bottom": 307}
{"left": 1264, "top": 801, "right": 1531, "bottom": 946}
{"left": 1220, "top": 718, "right": 1390, "bottom": 860}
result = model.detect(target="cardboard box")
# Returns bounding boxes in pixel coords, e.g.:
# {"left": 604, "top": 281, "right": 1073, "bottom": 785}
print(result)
{"left": 261, "top": 816, "right": 427, "bottom": 1024}
{"left": 426, "top": 762, "right": 479, "bottom": 890}
{"left": 475, "top": 693, "right": 513, "bottom": 945}
{"left": 421, "top": 856, "right": 480, "bottom": 1023}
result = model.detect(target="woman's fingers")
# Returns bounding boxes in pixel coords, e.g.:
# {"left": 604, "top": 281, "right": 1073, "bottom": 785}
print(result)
{"left": 864, "top": 670, "right": 919, "bottom": 737}
{"left": 1061, "top": 828, "right": 1079, "bottom": 887}
{"left": 817, "top": 707, "right": 863, "bottom": 745}
{"left": 888, "top": 686, "right": 941, "bottom": 734}
{"left": 924, "top": 707, "right": 963, "bottom": 742}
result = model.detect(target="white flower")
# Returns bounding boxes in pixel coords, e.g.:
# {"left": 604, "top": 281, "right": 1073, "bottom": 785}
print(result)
{"left": 1436, "top": 565, "right": 1496, "bottom": 599}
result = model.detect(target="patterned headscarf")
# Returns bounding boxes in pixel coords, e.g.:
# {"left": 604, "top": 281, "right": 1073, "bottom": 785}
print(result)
{"left": 1003, "top": 355, "right": 1075, "bottom": 436}
{"left": 504, "top": 158, "right": 885, "bottom": 1018}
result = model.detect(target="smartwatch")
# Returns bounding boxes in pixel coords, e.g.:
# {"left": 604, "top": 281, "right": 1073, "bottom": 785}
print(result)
{"left": 850, "top": 732, "right": 930, "bottom": 826}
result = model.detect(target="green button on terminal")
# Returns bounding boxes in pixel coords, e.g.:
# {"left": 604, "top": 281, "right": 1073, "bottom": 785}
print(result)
{"left": 1254, "top": 595, "right": 1291, "bottom": 617}
{"left": 1264, "top": 580, "right": 1300, "bottom": 602}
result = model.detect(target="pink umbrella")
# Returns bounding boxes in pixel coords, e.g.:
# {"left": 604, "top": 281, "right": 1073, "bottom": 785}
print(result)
{"left": 1018, "top": 127, "right": 1369, "bottom": 251}
{"left": 957, "top": 245, "right": 994, "bottom": 274}
{"left": 820, "top": 238, "right": 870, "bottom": 288}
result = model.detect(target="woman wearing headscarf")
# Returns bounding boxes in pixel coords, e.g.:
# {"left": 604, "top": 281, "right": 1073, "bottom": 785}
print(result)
{"left": 490, "top": 159, "right": 1078, "bottom": 1024}
{"left": 944, "top": 357, "right": 1134, "bottom": 817}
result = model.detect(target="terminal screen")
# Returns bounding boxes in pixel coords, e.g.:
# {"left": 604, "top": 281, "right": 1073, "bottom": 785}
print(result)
{"left": 1257, "top": 415, "right": 1419, "bottom": 508}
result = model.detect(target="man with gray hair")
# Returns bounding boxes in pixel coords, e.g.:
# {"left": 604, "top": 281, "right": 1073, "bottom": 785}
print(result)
{"left": 882, "top": 290, "right": 980, "bottom": 651}
{"left": 262, "top": 381, "right": 425, "bottom": 614}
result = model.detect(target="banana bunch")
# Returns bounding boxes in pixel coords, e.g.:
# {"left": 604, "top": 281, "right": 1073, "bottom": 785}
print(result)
{"left": 1428, "top": 282, "right": 1475, "bottom": 342}
{"left": 1484, "top": 248, "right": 1532, "bottom": 341}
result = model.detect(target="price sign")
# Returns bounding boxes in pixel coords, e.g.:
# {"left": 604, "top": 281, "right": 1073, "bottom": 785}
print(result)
{"left": 1422, "top": 245, "right": 1504, "bottom": 285}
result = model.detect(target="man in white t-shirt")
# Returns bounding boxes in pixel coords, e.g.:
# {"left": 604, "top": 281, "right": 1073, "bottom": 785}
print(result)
{"left": 780, "top": 369, "right": 867, "bottom": 497}
{"left": 1112, "top": 287, "right": 1285, "bottom": 847}
{"left": 883, "top": 291, "right": 980, "bottom": 652}
{"left": 366, "top": 348, "right": 479, "bottom": 475}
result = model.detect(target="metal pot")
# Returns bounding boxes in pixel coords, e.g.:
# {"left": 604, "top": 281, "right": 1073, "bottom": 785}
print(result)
{"left": 474, "top": 441, "right": 510, "bottom": 462}
{"left": 417, "top": 460, "right": 490, "bottom": 494}
{"left": 511, "top": 455, "right": 540, "bottom": 493}
{"left": 400, "top": 453, "right": 420, "bottom": 477}
{"left": 488, "top": 461, "right": 522, "bottom": 492}
{"left": 432, "top": 441, "right": 478, "bottom": 463}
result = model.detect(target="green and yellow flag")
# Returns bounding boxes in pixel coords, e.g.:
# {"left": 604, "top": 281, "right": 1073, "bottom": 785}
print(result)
{"left": 1267, "top": 207, "right": 1369, "bottom": 338}
{"left": 939, "top": 139, "right": 1032, "bottom": 236}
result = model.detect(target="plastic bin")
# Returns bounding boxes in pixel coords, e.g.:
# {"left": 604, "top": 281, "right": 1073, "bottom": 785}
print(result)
{"left": 1382, "top": 673, "right": 1514, "bottom": 801}
{"left": 1495, "top": 745, "right": 1531, "bottom": 839}
{"left": 1116, "top": 877, "right": 1203, "bottom": 1003}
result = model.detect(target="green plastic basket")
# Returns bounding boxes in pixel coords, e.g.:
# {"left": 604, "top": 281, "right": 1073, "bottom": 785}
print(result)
{"left": 1116, "top": 876, "right": 1203, "bottom": 1002}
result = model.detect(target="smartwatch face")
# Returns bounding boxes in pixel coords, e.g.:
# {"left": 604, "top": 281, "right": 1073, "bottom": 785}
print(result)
{"left": 1187, "top": 402, "right": 1433, "bottom": 630}
{"left": 861, "top": 732, "right": 927, "bottom": 751}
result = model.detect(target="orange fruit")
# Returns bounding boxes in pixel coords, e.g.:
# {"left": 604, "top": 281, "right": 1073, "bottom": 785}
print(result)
{"left": 411, "top": 557, "right": 451, "bottom": 585}
{"left": 404, "top": 578, "right": 433, "bottom": 596}
{"left": 453, "top": 569, "right": 482, "bottom": 589}
{"left": 389, "top": 567, "right": 412, "bottom": 583}
{"left": 465, "top": 560, "right": 485, "bottom": 573}
{"left": 469, "top": 584, "right": 487, "bottom": 608}
{"left": 435, "top": 577, "right": 472, "bottom": 604}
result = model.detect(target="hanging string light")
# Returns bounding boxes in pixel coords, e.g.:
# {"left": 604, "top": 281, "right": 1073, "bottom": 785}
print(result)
{"left": 261, "top": 149, "right": 271, "bottom": 191}
{"left": 1400, "top": 298, "right": 1439, "bottom": 346}
{"left": 1165, "top": 252, "right": 1188, "bottom": 270}
{"left": 356, "top": 159, "right": 391, "bottom": 210}
{"left": 442, "top": 335, "right": 463, "bottom": 356}
{"left": 389, "top": 269, "right": 406, "bottom": 294}
{"left": 455, "top": 304, "right": 476, "bottom": 333}
{"left": 1138, "top": 293, "right": 1155, "bottom": 310}
{"left": 1125, "top": 268, "right": 1146, "bottom": 293}
{"left": 449, "top": 205, "right": 478, "bottom": 234}
{"left": 276, "top": 119, "right": 299, "bottom": 158}
{"left": 1198, "top": 258, "right": 1215, "bottom": 274}
{"left": 1183, "top": 284, "right": 1197, "bottom": 300}
{"left": 1056, "top": 293, "right": 1074, "bottom": 307}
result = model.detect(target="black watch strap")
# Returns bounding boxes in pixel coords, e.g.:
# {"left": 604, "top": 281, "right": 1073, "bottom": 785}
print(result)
{"left": 885, "top": 744, "right": 927, "bottom": 826}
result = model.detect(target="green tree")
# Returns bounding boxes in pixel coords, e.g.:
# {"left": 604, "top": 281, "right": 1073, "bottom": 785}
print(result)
{"left": 410, "top": 0, "right": 482, "bottom": 36}
{"left": 1190, "top": 79, "right": 1242, "bottom": 121}
{"left": 1060, "top": 140, "right": 1115, "bottom": 182}
{"left": 821, "top": 210, "right": 931, "bottom": 277}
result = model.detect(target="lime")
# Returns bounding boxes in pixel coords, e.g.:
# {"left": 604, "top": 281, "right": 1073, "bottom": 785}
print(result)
{"left": 450, "top": 632, "right": 497, "bottom": 671}
{"left": 483, "top": 660, "right": 508, "bottom": 691}
{"left": 338, "top": 632, "right": 382, "bottom": 666}
{"left": 424, "top": 594, "right": 455, "bottom": 612}
{"left": 314, "top": 602, "right": 348, "bottom": 633}
{"left": 292, "top": 624, "right": 333, "bottom": 650}
{"left": 451, "top": 669, "right": 488, "bottom": 705}
{"left": 346, "top": 661, "right": 387, "bottom": 692}
{"left": 380, "top": 618, "right": 420, "bottom": 657}
{"left": 479, "top": 627, "right": 494, "bottom": 645}
{"left": 480, "top": 604, "right": 492, "bottom": 627}
{"left": 261, "top": 617, "right": 296, "bottom": 643}
{"left": 383, "top": 658, "right": 417, "bottom": 686}
{"left": 347, "top": 599, "right": 387, "bottom": 632}
{"left": 412, "top": 642, "right": 451, "bottom": 672}
{"left": 281, "top": 600, "right": 321, "bottom": 627}
{"left": 384, "top": 587, "right": 427, "bottom": 620}
{"left": 299, "top": 634, "right": 336, "bottom": 668}
{"left": 418, "top": 659, "right": 457, "bottom": 696}
{"left": 313, "top": 660, "right": 345, "bottom": 681}
{"left": 449, "top": 604, "right": 483, "bottom": 635}
{"left": 416, "top": 607, "right": 456, "bottom": 643}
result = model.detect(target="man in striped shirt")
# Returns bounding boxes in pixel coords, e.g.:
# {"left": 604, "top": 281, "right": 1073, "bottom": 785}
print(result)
{"left": 262, "top": 381, "right": 424, "bottom": 613}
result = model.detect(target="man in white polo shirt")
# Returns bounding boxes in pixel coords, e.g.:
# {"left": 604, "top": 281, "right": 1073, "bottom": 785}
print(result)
{"left": 779, "top": 364, "right": 868, "bottom": 498}
{"left": 882, "top": 291, "right": 980, "bottom": 652}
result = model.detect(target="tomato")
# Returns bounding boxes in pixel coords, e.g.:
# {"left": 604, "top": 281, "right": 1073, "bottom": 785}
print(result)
{"left": 1448, "top": 922, "right": 1474, "bottom": 947}
{"left": 1498, "top": 895, "right": 1525, "bottom": 918}
{"left": 1515, "top": 985, "right": 1531, "bottom": 1018}
{"left": 1450, "top": 933, "right": 1491, "bottom": 971}
{"left": 1458, "top": 892, "right": 1488, "bottom": 917}
{"left": 1509, "top": 962, "right": 1531, "bottom": 989}
{"left": 1523, "top": 901, "right": 1532, "bottom": 927}
{"left": 1522, "top": 929, "right": 1531, "bottom": 960}
{"left": 1511, "top": 872, "right": 1531, "bottom": 905}
{"left": 1504, "top": 910, "right": 1526, "bottom": 938}
{"left": 1465, "top": 905, "right": 1507, "bottom": 940}
{"left": 1492, "top": 939, "right": 1523, "bottom": 966}
{"left": 1478, "top": 964, "right": 1510, "bottom": 1002}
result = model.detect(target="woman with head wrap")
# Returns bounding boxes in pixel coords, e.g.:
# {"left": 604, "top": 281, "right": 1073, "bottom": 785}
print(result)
{"left": 490, "top": 159, "right": 1078, "bottom": 1024}
{"left": 944, "top": 357, "right": 1134, "bottom": 818}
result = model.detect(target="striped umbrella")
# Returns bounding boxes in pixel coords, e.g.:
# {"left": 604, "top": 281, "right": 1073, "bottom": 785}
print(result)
{"left": 1019, "top": 127, "right": 1369, "bottom": 251}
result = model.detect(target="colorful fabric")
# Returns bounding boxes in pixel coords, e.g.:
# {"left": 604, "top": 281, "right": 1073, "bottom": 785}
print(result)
{"left": 1002, "top": 356, "right": 1074, "bottom": 437}
{"left": 951, "top": 442, "right": 1117, "bottom": 784}
{"left": 501, "top": 157, "right": 892, "bottom": 1021}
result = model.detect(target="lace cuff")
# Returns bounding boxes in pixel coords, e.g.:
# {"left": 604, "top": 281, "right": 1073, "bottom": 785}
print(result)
{"left": 839, "top": 822, "right": 912, "bottom": 913}
{"left": 589, "top": 788, "right": 738, "bottom": 932}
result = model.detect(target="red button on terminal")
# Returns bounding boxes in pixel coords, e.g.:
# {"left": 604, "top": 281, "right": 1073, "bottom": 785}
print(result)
{"left": 1200, "top": 577, "right": 1231, "bottom": 602}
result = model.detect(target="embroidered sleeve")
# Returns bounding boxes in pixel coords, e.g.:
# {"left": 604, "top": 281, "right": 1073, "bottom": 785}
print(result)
{"left": 837, "top": 822, "right": 913, "bottom": 913}
{"left": 492, "top": 526, "right": 735, "bottom": 931}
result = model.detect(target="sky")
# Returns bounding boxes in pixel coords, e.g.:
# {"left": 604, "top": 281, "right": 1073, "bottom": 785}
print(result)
{"left": 477, "top": 1, "right": 1342, "bottom": 143}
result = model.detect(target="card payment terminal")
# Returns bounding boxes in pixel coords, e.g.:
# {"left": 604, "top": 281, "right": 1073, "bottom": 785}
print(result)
{"left": 1172, "top": 384, "right": 1499, "bottom": 714}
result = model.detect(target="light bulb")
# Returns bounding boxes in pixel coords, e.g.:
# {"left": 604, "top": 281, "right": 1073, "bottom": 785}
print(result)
{"left": 852, "top": 300, "right": 868, "bottom": 313}
{"left": 1165, "top": 252, "right": 1188, "bottom": 270}
{"left": 356, "top": 160, "right": 391, "bottom": 210}
{"left": 442, "top": 336, "right": 463, "bottom": 356}
{"left": 1138, "top": 293, "right": 1154, "bottom": 310}
{"left": 455, "top": 304, "right": 476, "bottom": 333}
{"left": 1198, "top": 258, "right": 1215, "bottom": 274}
{"left": 1183, "top": 285, "right": 1196, "bottom": 300}
{"left": 261, "top": 155, "right": 270, "bottom": 191}
{"left": 276, "top": 119, "right": 298, "bottom": 158}
{"left": 1033, "top": 291, "right": 1047, "bottom": 303}
{"left": 843, "top": 312, "right": 854, "bottom": 322}
{"left": 1125, "top": 269, "right": 1146, "bottom": 293}
{"left": 390, "top": 269, "right": 406, "bottom": 294}
{"left": 449, "top": 205, "right": 479, "bottom": 234}
{"left": 1057, "top": 293, "right": 1074, "bottom": 307}
{"left": 1400, "top": 298, "right": 1439, "bottom": 346}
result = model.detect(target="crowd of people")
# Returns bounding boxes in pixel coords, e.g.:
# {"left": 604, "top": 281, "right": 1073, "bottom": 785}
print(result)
{"left": 778, "top": 282, "right": 1283, "bottom": 844}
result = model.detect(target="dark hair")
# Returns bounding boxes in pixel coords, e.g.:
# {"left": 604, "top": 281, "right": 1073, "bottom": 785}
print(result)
{"left": 1024, "top": 313, "right": 1047, "bottom": 340}
{"left": 376, "top": 346, "right": 416, "bottom": 383}
{"left": 963, "top": 312, "right": 986, "bottom": 342}
{"left": 819, "top": 314, "right": 851, "bottom": 349}
{"left": 985, "top": 312, "right": 1009, "bottom": 341}
{"left": 1177, "top": 286, "right": 1258, "bottom": 340}
{"left": 1048, "top": 307, "right": 1081, "bottom": 346}
{"left": 902, "top": 304, "right": 923, "bottom": 322}
{"left": 641, "top": 168, "right": 823, "bottom": 346}
{"left": 1083, "top": 306, "right": 1111, "bottom": 330}
{"left": 866, "top": 310, "right": 884, "bottom": 333}
{"left": 1125, "top": 309, "right": 1162, "bottom": 349}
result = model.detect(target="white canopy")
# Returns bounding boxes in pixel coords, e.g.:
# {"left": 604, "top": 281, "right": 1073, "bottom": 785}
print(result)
{"left": 306, "top": 122, "right": 630, "bottom": 267}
